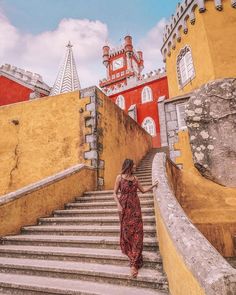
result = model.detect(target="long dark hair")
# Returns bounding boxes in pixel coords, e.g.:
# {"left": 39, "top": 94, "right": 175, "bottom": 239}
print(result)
{"left": 121, "top": 159, "right": 134, "bottom": 175}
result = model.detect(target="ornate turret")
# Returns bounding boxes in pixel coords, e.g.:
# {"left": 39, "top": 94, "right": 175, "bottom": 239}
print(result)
{"left": 50, "top": 42, "right": 81, "bottom": 96}
{"left": 137, "top": 51, "right": 144, "bottom": 72}
{"left": 124, "top": 35, "right": 133, "bottom": 56}
{"left": 102, "top": 45, "right": 110, "bottom": 68}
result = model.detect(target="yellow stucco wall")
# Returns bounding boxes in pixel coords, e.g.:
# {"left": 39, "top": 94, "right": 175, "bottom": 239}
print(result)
{"left": 97, "top": 89, "right": 153, "bottom": 189}
{"left": 0, "top": 91, "right": 91, "bottom": 195}
{"left": 166, "top": 0, "right": 236, "bottom": 98}
{"left": 0, "top": 166, "right": 96, "bottom": 237}
{"left": 172, "top": 130, "right": 236, "bottom": 256}
{"left": 174, "top": 130, "right": 194, "bottom": 170}
{"left": 203, "top": 0, "right": 236, "bottom": 79}
{"left": 154, "top": 200, "right": 206, "bottom": 295}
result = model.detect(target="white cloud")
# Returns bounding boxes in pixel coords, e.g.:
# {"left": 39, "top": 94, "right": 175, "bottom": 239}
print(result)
{"left": 138, "top": 18, "right": 167, "bottom": 73}
{"left": 0, "top": 10, "right": 21, "bottom": 58}
{"left": 0, "top": 11, "right": 108, "bottom": 87}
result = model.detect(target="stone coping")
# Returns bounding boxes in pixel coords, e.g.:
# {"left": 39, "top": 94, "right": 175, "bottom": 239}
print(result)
{"left": 0, "top": 164, "right": 95, "bottom": 206}
{"left": 163, "top": 93, "right": 192, "bottom": 104}
{"left": 152, "top": 152, "right": 236, "bottom": 295}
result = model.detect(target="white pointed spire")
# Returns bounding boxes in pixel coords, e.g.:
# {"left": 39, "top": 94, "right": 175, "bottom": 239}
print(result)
{"left": 50, "top": 41, "right": 81, "bottom": 96}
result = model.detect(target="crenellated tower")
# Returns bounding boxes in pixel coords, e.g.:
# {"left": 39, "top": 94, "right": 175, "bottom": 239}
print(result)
{"left": 99, "top": 36, "right": 144, "bottom": 92}
{"left": 161, "top": 0, "right": 236, "bottom": 63}
{"left": 160, "top": 0, "right": 236, "bottom": 98}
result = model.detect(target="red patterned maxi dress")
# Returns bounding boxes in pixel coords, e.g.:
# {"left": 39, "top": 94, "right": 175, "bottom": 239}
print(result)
{"left": 118, "top": 177, "right": 144, "bottom": 269}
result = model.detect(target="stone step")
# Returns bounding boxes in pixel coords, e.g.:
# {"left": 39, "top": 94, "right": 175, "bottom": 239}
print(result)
{"left": 84, "top": 190, "right": 114, "bottom": 195}
{"left": 21, "top": 225, "right": 156, "bottom": 238}
{"left": 83, "top": 190, "right": 153, "bottom": 198}
{"left": 136, "top": 165, "right": 152, "bottom": 168}
{"left": 138, "top": 164, "right": 152, "bottom": 167}
{"left": 0, "top": 273, "right": 168, "bottom": 295}
{"left": 135, "top": 169, "right": 152, "bottom": 172}
{"left": 76, "top": 194, "right": 153, "bottom": 203}
{"left": 0, "top": 257, "right": 168, "bottom": 290}
{"left": 139, "top": 180, "right": 152, "bottom": 184}
{"left": 140, "top": 159, "right": 154, "bottom": 163}
{"left": 134, "top": 172, "right": 152, "bottom": 176}
{"left": 137, "top": 179, "right": 152, "bottom": 183}
{"left": 38, "top": 216, "right": 155, "bottom": 226}
{"left": 1, "top": 235, "right": 158, "bottom": 251}
{"left": 136, "top": 174, "right": 152, "bottom": 178}
{"left": 135, "top": 176, "right": 152, "bottom": 180}
{"left": 0, "top": 245, "right": 162, "bottom": 269}
{"left": 54, "top": 207, "right": 155, "bottom": 217}
{"left": 134, "top": 172, "right": 152, "bottom": 177}
{"left": 139, "top": 183, "right": 153, "bottom": 187}
{"left": 66, "top": 199, "right": 154, "bottom": 209}
{"left": 136, "top": 167, "right": 152, "bottom": 170}
{"left": 65, "top": 199, "right": 154, "bottom": 209}
{"left": 138, "top": 165, "right": 152, "bottom": 167}
{"left": 137, "top": 167, "right": 152, "bottom": 170}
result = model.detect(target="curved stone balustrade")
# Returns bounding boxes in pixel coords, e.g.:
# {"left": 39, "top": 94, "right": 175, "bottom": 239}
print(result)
{"left": 152, "top": 152, "right": 236, "bottom": 295}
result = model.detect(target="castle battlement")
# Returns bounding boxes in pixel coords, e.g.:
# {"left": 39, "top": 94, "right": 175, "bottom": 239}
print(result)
{"left": 109, "top": 45, "right": 124, "bottom": 57}
{"left": 0, "top": 63, "right": 50, "bottom": 93}
{"left": 101, "top": 68, "right": 166, "bottom": 96}
{"left": 108, "top": 44, "right": 141, "bottom": 62}
{"left": 161, "top": 0, "right": 236, "bottom": 61}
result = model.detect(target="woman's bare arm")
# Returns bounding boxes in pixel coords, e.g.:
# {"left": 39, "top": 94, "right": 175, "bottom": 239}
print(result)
{"left": 113, "top": 175, "right": 122, "bottom": 211}
{"left": 135, "top": 176, "right": 158, "bottom": 193}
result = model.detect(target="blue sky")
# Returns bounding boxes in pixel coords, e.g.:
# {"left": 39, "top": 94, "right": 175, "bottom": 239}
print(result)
{"left": 1, "top": 0, "right": 179, "bottom": 41}
{"left": 0, "top": 0, "right": 180, "bottom": 86}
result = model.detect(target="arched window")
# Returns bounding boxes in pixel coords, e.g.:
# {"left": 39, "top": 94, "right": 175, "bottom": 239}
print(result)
{"left": 141, "top": 86, "right": 153, "bottom": 103}
{"left": 142, "top": 117, "right": 156, "bottom": 136}
{"left": 177, "top": 45, "right": 195, "bottom": 87}
{"left": 116, "top": 95, "right": 125, "bottom": 110}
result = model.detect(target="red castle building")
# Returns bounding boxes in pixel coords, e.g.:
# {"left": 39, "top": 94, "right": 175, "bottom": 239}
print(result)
{"left": 99, "top": 36, "right": 169, "bottom": 147}
{"left": 0, "top": 64, "right": 50, "bottom": 107}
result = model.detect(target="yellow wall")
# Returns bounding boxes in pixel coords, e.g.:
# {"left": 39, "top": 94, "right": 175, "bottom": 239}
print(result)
{"left": 154, "top": 200, "right": 206, "bottom": 295}
{"left": 0, "top": 87, "right": 153, "bottom": 194}
{"left": 203, "top": 0, "right": 236, "bottom": 79}
{"left": 171, "top": 130, "right": 236, "bottom": 256}
{"left": 174, "top": 130, "right": 194, "bottom": 170}
{"left": 0, "top": 166, "right": 96, "bottom": 237}
{"left": 0, "top": 91, "right": 91, "bottom": 195}
{"left": 166, "top": 0, "right": 236, "bottom": 98}
{"left": 96, "top": 89, "right": 153, "bottom": 189}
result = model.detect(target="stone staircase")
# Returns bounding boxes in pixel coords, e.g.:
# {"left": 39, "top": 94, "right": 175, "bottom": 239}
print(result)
{"left": 0, "top": 149, "right": 169, "bottom": 294}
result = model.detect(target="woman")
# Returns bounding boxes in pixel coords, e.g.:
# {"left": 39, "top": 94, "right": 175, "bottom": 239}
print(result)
{"left": 113, "top": 158, "right": 158, "bottom": 278}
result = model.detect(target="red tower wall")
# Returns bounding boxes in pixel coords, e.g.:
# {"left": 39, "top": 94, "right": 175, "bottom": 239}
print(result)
{"left": 110, "top": 76, "right": 169, "bottom": 147}
{"left": 0, "top": 76, "right": 32, "bottom": 106}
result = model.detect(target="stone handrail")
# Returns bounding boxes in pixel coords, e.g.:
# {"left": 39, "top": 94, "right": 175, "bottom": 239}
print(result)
{"left": 152, "top": 152, "right": 236, "bottom": 295}
{"left": 0, "top": 164, "right": 95, "bottom": 206}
